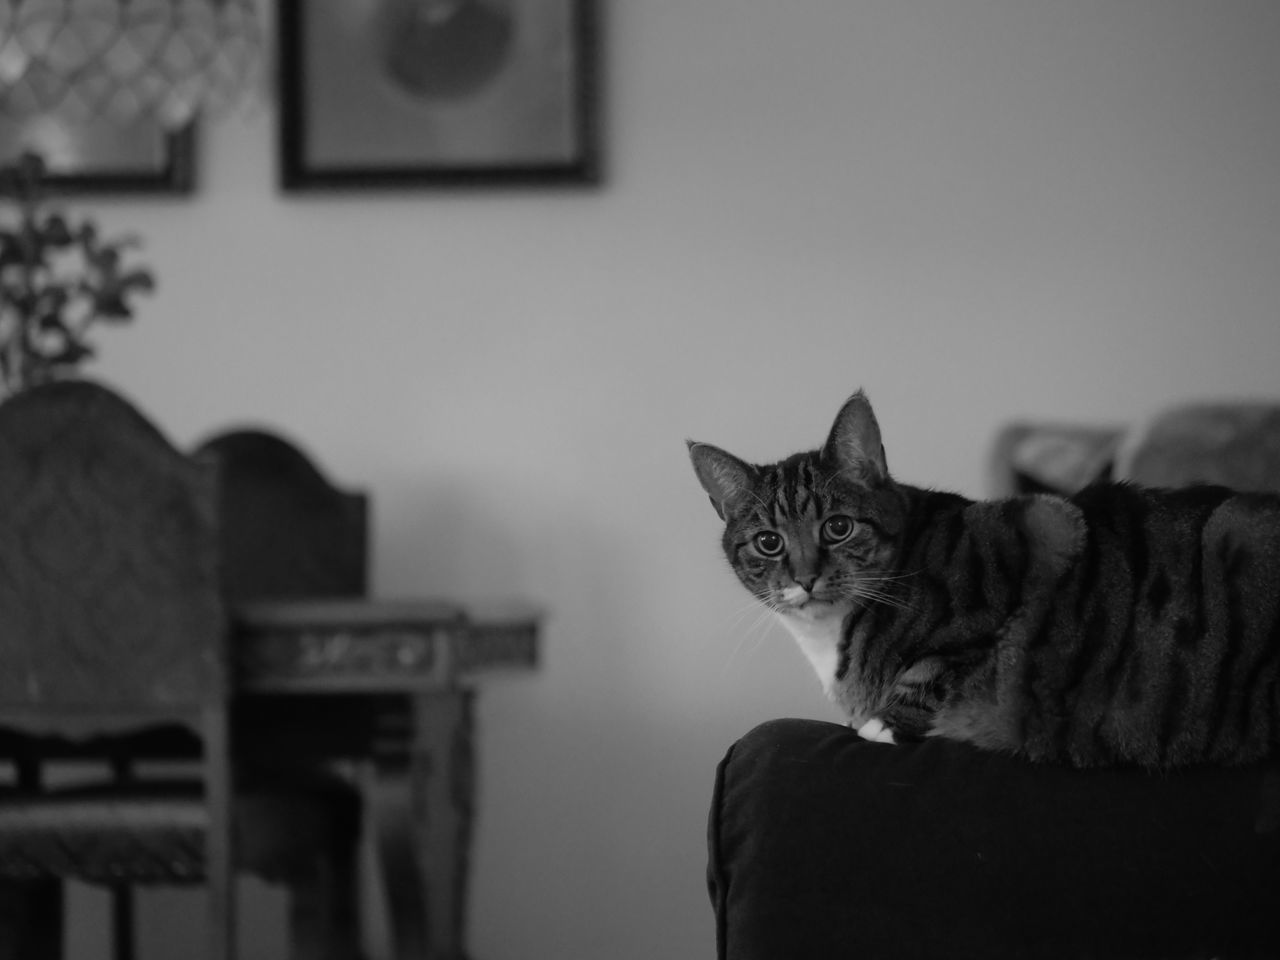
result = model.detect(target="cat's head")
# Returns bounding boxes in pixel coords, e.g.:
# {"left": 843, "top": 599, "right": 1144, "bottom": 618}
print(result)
{"left": 688, "top": 391, "right": 908, "bottom": 619}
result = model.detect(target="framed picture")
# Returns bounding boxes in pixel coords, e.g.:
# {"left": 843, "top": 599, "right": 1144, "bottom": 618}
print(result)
{"left": 0, "top": 116, "right": 195, "bottom": 195}
{"left": 278, "top": 0, "right": 601, "bottom": 190}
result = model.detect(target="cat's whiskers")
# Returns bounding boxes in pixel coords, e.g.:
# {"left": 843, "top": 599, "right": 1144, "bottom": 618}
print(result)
{"left": 716, "top": 595, "right": 785, "bottom": 676}
{"left": 715, "top": 592, "right": 776, "bottom": 637}
{"left": 692, "top": 390, "right": 1280, "bottom": 768}
{"left": 716, "top": 590, "right": 779, "bottom": 625}
{"left": 696, "top": 593, "right": 768, "bottom": 660}
{"left": 860, "top": 569, "right": 921, "bottom": 584}
{"left": 851, "top": 578, "right": 917, "bottom": 613}
{"left": 855, "top": 592, "right": 914, "bottom": 613}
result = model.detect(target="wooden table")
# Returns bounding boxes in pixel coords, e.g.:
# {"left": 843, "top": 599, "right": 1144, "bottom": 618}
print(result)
{"left": 232, "top": 598, "right": 539, "bottom": 960}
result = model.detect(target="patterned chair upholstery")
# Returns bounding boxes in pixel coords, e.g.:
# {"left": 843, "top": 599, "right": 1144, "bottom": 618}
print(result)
{"left": 0, "top": 380, "right": 361, "bottom": 960}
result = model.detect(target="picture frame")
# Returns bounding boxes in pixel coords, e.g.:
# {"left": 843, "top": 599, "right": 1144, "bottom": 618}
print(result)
{"left": 278, "top": 0, "right": 601, "bottom": 190}
{"left": 0, "top": 117, "right": 196, "bottom": 196}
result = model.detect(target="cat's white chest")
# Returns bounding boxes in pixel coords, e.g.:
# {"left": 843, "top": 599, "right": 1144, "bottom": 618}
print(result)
{"left": 774, "top": 604, "right": 850, "bottom": 698}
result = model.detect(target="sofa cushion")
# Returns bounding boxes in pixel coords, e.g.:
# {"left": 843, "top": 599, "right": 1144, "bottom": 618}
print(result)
{"left": 708, "top": 719, "right": 1280, "bottom": 960}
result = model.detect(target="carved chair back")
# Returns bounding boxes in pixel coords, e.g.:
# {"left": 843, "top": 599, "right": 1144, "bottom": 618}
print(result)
{"left": 0, "top": 379, "right": 236, "bottom": 959}
{"left": 0, "top": 380, "right": 225, "bottom": 719}
{"left": 193, "top": 429, "right": 368, "bottom": 605}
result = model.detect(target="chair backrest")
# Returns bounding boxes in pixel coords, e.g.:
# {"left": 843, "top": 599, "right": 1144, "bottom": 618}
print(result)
{"left": 0, "top": 380, "right": 225, "bottom": 714}
{"left": 193, "top": 429, "right": 368, "bottom": 605}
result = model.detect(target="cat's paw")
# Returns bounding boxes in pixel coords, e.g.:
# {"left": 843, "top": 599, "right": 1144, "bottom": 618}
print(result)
{"left": 853, "top": 717, "right": 897, "bottom": 744}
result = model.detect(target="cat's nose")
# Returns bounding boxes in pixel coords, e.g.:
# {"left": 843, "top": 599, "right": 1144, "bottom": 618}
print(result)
{"left": 796, "top": 575, "right": 819, "bottom": 593}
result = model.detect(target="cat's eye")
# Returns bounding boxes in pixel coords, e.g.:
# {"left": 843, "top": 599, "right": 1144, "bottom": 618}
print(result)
{"left": 753, "top": 531, "right": 786, "bottom": 557}
{"left": 821, "top": 515, "right": 856, "bottom": 545}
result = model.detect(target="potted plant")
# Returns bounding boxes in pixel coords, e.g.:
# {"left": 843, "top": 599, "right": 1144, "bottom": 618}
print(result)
{"left": 0, "top": 152, "right": 155, "bottom": 399}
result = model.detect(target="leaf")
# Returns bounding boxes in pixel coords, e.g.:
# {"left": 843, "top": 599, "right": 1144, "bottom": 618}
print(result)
{"left": 0, "top": 150, "right": 156, "bottom": 393}
{"left": 93, "top": 292, "right": 134, "bottom": 321}
{"left": 83, "top": 246, "right": 119, "bottom": 277}
{"left": 40, "top": 215, "right": 74, "bottom": 247}
{"left": 47, "top": 340, "right": 93, "bottom": 365}
{"left": 36, "top": 287, "right": 69, "bottom": 316}
{"left": 119, "top": 269, "right": 155, "bottom": 293}
{"left": 0, "top": 236, "right": 22, "bottom": 269}
{"left": 37, "top": 320, "right": 72, "bottom": 340}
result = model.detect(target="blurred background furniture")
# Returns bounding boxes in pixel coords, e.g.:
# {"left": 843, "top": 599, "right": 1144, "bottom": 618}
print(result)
{"left": 233, "top": 599, "right": 480, "bottom": 960}
{"left": 0, "top": 380, "right": 361, "bottom": 960}
{"left": 194, "top": 429, "right": 368, "bottom": 606}
{"left": 1125, "top": 402, "right": 1280, "bottom": 491}
{"left": 993, "top": 401, "right": 1280, "bottom": 496}
{"left": 196, "top": 426, "right": 541, "bottom": 960}
{"left": 708, "top": 400, "right": 1280, "bottom": 960}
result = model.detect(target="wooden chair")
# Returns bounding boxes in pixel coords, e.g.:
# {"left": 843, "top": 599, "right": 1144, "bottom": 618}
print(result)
{"left": 195, "top": 429, "right": 485, "bottom": 959}
{"left": 0, "top": 380, "right": 361, "bottom": 960}
{"left": 194, "top": 426, "right": 370, "bottom": 955}
{"left": 193, "top": 428, "right": 368, "bottom": 605}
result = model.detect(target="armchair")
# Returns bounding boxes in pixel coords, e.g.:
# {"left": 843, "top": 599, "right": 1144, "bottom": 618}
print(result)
{"left": 709, "top": 719, "right": 1280, "bottom": 959}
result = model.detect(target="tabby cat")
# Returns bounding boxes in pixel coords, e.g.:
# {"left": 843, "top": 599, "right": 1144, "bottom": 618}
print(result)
{"left": 688, "top": 390, "right": 1280, "bottom": 768}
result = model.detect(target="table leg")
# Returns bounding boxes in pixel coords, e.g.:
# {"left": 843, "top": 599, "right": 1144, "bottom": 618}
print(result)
{"left": 373, "top": 690, "right": 476, "bottom": 960}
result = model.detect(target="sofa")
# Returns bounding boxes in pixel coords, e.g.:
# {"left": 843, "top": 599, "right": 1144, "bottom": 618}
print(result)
{"left": 706, "top": 402, "right": 1280, "bottom": 960}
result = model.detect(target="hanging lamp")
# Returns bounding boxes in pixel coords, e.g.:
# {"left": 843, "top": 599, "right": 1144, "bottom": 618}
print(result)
{"left": 0, "top": 0, "right": 261, "bottom": 130}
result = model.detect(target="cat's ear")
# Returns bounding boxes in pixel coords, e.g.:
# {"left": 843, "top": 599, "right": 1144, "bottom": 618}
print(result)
{"left": 687, "top": 441, "right": 757, "bottom": 520}
{"left": 824, "top": 390, "right": 889, "bottom": 485}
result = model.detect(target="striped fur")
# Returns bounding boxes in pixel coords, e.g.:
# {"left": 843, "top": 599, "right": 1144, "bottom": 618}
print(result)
{"left": 689, "top": 391, "right": 1280, "bottom": 768}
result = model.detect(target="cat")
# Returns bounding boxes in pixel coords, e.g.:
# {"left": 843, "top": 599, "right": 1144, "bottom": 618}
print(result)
{"left": 688, "top": 390, "right": 1280, "bottom": 768}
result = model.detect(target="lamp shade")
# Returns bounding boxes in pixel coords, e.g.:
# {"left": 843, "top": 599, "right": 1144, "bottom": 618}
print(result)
{"left": 0, "top": 0, "right": 260, "bottom": 129}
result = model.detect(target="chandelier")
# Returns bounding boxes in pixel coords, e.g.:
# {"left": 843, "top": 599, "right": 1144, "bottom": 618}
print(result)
{"left": 0, "top": 0, "right": 261, "bottom": 130}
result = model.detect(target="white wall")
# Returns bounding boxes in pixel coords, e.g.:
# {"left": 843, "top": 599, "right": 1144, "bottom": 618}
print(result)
{"left": 60, "top": 1, "right": 1280, "bottom": 957}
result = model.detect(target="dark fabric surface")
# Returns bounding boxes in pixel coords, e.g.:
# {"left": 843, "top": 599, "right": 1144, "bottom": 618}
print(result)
{"left": 709, "top": 719, "right": 1280, "bottom": 960}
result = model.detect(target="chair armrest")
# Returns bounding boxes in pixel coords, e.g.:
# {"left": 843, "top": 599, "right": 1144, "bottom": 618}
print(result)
{"left": 708, "top": 719, "right": 1280, "bottom": 960}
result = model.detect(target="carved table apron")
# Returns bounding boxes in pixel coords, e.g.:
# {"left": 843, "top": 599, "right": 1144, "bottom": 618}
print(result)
{"left": 232, "top": 599, "right": 538, "bottom": 960}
